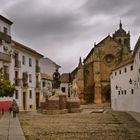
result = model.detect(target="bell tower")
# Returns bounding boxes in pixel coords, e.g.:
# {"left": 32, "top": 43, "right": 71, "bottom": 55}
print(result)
{"left": 113, "top": 20, "right": 130, "bottom": 50}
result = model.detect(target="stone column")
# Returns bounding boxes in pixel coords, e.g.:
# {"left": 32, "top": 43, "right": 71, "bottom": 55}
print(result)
{"left": 94, "top": 84, "right": 102, "bottom": 104}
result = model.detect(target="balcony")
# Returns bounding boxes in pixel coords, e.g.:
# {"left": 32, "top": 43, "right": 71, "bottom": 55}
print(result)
{"left": 15, "top": 78, "right": 22, "bottom": 86}
{"left": 22, "top": 78, "right": 28, "bottom": 87}
{"left": 36, "top": 81, "right": 41, "bottom": 88}
{"left": 15, "top": 60, "right": 21, "bottom": 68}
{"left": 23, "top": 82, "right": 28, "bottom": 87}
{"left": 36, "top": 66, "right": 40, "bottom": 73}
{"left": 0, "top": 52, "right": 11, "bottom": 62}
{"left": 22, "top": 72, "right": 28, "bottom": 87}
{"left": 0, "top": 31, "right": 11, "bottom": 43}
{"left": 4, "top": 73, "right": 9, "bottom": 80}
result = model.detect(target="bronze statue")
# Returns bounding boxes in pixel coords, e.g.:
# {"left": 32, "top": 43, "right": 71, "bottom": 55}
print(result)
{"left": 52, "top": 69, "right": 61, "bottom": 89}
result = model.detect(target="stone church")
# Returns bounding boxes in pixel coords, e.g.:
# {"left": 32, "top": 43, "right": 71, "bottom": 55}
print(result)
{"left": 72, "top": 22, "right": 132, "bottom": 104}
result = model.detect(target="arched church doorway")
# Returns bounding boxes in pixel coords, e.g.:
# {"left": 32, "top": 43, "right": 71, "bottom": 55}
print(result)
{"left": 102, "top": 85, "right": 111, "bottom": 103}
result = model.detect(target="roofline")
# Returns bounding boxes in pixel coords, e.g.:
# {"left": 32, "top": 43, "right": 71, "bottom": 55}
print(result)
{"left": 12, "top": 40, "right": 44, "bottom": 57}
{"left": 0, "top": 15, "right": 13, "bottom": 25}
{"left": 44, "top": 57, "right": 61, "bottom": 68}
{"left": 84, "top": 35, "right": 112, "bottom": 63}
{"left": 133, "top": 36, "right": 140, "bottom": 57}
{"left": 112, "top": 58, "right": 134, "bottom": 71}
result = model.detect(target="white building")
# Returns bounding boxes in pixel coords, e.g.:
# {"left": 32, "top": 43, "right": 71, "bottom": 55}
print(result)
{"left": 0, "top": 15, "right": 60, "bottom": 111}
{"left": 0, "top": 15, "right": 13, "bottom": 81}
{"left": 111, "top": 37, "right": 140, "bottom": 113}
{"left": 60, "top": 73, "right": 71, "bottom": 97}
{"left": 40, "top": 57, "right": 61, "bottom": 77}
{"left": 11, "top": 41, "right": 43, "bottom": 111}
{"left": 0, "top": 15, "right": 13, "bottom": 111}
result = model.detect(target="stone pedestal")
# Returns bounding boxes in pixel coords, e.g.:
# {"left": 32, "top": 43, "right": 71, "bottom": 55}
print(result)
{"left": 59, "top": 94, "right": 67, "bottom": 110}
{"left": 38, "top": 90, "right": 81, "bottom": 114}
{"left": 46, "top": 98, "right": 59, "bottom": 110}
{"left": 40, "top": 102, "right": 46, "bottom": 109}
{"left": 67, "top": 99, "right": 82, "bottom": 113}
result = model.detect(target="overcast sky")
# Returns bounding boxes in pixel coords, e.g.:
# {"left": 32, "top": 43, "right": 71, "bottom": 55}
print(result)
{"left": 0, "top": 0, "right": 140, "bottom": 73}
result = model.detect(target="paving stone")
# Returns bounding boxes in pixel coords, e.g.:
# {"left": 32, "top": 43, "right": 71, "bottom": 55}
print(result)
{"left": 18, "top": 106, "right": 140, "bottom": 140}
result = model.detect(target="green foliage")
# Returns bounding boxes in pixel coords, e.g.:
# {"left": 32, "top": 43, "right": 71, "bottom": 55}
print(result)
{"left": 0, "top": 68, "right": 15, "bottom": 97}
{"left": 0, "top": 80, "right": 15, "bottom": 97}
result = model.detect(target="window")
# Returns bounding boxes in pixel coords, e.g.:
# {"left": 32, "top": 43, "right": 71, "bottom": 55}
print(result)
{"left": 119, "top": 70, "right": 121, "bottom": 74}
{"left": 15, "top": 90, "right": 19, "bottom": 99}
{"left": 29, "top": 74, "right": 32, "bottom": 83}
{"left": 42, "top": 81, "right": 46, "bottom": 87}
{"left": 22, "top": 56, "right": 25, "bottom": 65}
{"left": 3, "top": 27, "right": 8, "bottom": 34}
{"left": 130, "top": 65, "right": 133, "bottom": 71}
{"left": 115, "top": 72, "right": 117, "bottom": 76}
{"left": 124, "top": 68, "right": 127, "bottom": 73}
{"left": 118, "top": 91, "right": 120, "bottom": 95}
{"left": 124, "top": 39, "right": 127, "bottom": 45}
{"left": 131, "top": 89, "right": 134, "bottom": 94}
{"left": 29, "top": 105, "right": 32, "bottom": 109}
{"left": 119, "top": 39, "right": 122, "bottom": 44}
{"left": 29, "top": 58, "right": 32, "bottom": 67}
{"left": 29, "top": 90, "right": 32, "bottom": 99}
{"left": 122, "top": 90, "right": 123, "bottom": 95}
{"left": 124, "top": 90, "right": 127, "bottom": 95}
{"left": 61, "top": 87, "right": 66, "bottom": 93}
{"left": 124, "top": 39, "right": 127, "bottom": 44}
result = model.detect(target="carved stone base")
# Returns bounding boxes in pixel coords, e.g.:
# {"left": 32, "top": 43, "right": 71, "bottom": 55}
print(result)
{"left": 38, "top": 109, "right": 68, "bottom": 115}
{"left": 67, "top": 99, "right": 82, "bottom": 113}
{"left": 39, "top": 92, "right": 82, "bottom": 114}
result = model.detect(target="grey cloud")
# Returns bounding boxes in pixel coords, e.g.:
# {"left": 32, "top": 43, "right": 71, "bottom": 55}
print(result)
{"left": 0, "top": 0, "right": 139, "bottom": 72}
{"left": 83, "top": 0, "right": 136, "bottom": 15}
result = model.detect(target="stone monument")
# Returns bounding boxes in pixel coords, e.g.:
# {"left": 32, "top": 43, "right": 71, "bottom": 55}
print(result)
{"left": 67, "top": 78, "right": 81, "bottom": 113}
{"left": 39, "top": 70, "right": 82, "bottom": 114}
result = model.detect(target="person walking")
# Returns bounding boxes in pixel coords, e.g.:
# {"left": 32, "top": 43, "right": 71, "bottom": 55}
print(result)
{"left": 9, "top": 106, "right": 12, "bottom": 114}
{"left": 12, "top": 99, "right": 18, "bottom": 118}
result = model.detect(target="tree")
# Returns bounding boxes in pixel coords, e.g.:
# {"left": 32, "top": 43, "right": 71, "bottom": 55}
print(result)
{"left": 0, "top": 68, "right": 15, "bottom": 97}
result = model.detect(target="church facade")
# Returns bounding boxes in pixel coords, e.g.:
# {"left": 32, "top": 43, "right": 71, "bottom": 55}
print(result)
{"left": 73, "top": 22, "right": 132, "bottom": 103}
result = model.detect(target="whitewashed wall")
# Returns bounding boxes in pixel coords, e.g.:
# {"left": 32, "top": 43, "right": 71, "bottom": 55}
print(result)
{"left": 111, "top": 62, "right": 136, "bottom": 111}
{"left": 133, "top": 45, "right": 140, "bottom": 112}
{"left": 60, "top": 83, "right": 69, "bottom": 96}
{"left": 10, "top": 45, "right": 42, "bottom": 110}
{"left": 40, "top": 57, "right": 60, "bottom": 77}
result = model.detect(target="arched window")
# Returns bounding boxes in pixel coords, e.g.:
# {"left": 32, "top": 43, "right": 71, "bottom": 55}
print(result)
{"left": 124, "top": 39, "right": 127, "bottom": 44}
{"left": 119, "top": 38, "right": 122, "bottom": 44}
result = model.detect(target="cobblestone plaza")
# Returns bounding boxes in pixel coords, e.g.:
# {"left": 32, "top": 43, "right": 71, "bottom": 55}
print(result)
{"left": 19, "top": 106, "right": 140, "bottom": 140}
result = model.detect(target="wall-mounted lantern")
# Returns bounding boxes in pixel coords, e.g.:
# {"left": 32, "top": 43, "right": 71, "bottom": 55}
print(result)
{"left": 129, "top": 78, "right": 136, "bottom": 85}
{"left": 129, "top": 78, "right": 132, "bottom": 84}
{"left": 115, "top": 85, "right": 121, "bottom": 90}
